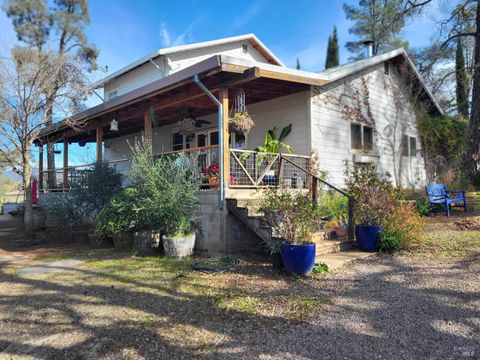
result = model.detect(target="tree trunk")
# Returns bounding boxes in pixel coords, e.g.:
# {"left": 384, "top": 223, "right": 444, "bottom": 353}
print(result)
{"left": 23, "top": 165, "right": 33, "bottom": 238}
{"left": 466, "top": 0, "right": 480, "bottom": 176}
{"left": 45, "top": 100, "right": 57, "bottom": 189}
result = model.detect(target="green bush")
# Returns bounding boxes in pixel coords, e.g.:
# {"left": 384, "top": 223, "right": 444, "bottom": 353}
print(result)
{"left": 345, "top": 163, "right": 399, "bottom": 226}
{"left": 379, "top": 229, "right": 404, "bottom": 253}
{"left": 73, "top": 161, "right": 123, "bottom": 215}
{"left": 95, "top": 187, "right": 141, "bottom": 237}
{"left": 259, "top": 187, "right": 320, "bottom": 245}
{"left": 95, "top": 141, "right": 200, "bottom": 238}
{"left": 320, "top": 193, "right": 348, "bottom": 224}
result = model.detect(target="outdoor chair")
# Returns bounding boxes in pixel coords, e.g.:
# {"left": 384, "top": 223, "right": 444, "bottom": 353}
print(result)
{"left": 425, "top": 184, "right": 467, "bottom": 216}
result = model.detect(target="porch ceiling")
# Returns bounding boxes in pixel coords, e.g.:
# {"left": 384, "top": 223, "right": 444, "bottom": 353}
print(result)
{"left": 38, "top": 57, "right": 310, "bottom": 144}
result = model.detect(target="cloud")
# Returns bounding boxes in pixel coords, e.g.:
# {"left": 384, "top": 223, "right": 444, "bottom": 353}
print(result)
{"left": 228, "top": 0, "right": 269, "bottom": 32}
{"left": 159, "top": 16, "right": 205, "bottom": 48}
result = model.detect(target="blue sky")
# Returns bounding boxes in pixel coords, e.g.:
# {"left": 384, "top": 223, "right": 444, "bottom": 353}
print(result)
{"left": 0, "top": 0, "right": 441, "bottom": 168}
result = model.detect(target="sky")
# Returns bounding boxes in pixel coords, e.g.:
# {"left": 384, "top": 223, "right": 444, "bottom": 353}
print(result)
{"left": 0, "top": 0, "right": 443, "bottom": 168}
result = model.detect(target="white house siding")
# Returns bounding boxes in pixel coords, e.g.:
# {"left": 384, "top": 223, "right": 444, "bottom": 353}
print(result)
{"left": 310, "top": 62, "right": 427, "bottom": 189}
{"left": 104, "top": 91, "right": 310, "bottom": 180}
{"left": 104, "top": 41, "right": 269, "bottom": 98}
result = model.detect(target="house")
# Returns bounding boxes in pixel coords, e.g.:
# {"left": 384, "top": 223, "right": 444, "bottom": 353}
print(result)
{"left": 35, "top": 34, "right": 441, "bottom": 253}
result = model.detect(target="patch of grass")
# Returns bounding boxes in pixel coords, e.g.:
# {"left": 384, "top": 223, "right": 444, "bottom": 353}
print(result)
{"left": 278, "top": 295, "right": 332, "bottom": 319}
{"left": 419, "top": 229, "right": 480, "bottom": 257}
{"left": 217, "top": 295, "right": 258, "bottom": 314}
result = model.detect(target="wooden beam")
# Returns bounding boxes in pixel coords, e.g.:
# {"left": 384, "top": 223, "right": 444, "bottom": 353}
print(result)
{"left": 38, "top": 145, "right": 43, "bottom": 191}
{"left": 96, "top": 126, "right": 103, "bottom": 161}
{"left": 63, "top": 138, "right": 68, "bottom": 189}
{"left": 220, "top": 88, "right": 230, "bottom": 187}
{"left": 256, "top": 68, "right": 328, "bottom": 86}
{"left": 144, "top": 106, "right": 153, "bottom": 144}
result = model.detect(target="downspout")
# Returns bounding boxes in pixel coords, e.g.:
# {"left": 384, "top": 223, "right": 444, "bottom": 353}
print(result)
{"left": 193, "top": 74, "right": 224, "bottom": 208}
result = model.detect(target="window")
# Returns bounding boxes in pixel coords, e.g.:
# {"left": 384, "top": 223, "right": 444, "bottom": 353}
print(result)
{"left": 384, "top": 62, "right": 390, "bottom": 75}
{"left": 402, "top": 135, "right": 418, "bottom": 157}
{"left": 172, "top": 132, "right": 184, "bottom": 151}
{"left": 242, "top": 43, "right": 248, "bottom": 54}
{"left": 351, "top": 123, "right": 374, "bottom": 151}
{"left": 107, "top": 90, "right": 118, "bottom": 100}
{"left": 410, "top": 137, "right": 417, "bottom": 156}
{"left": 230, "top": 132, "right": 246, "bottom": 149}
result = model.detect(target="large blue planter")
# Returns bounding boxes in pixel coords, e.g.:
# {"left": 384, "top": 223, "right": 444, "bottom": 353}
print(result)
{"left": 355, "top": 224, "right": 383, "bottom": 252}
{"left": 280, "top": 243, "right": 316, "bottom": 275}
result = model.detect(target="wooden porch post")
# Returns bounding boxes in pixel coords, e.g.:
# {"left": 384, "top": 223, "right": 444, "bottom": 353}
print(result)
{"left": 63, "top": 138, "right": 68, "bottom": 189}
{"left": 96, "top": 126, "right": 103, "bottom": 162}
{"left": 220, "top": 88, "right": 230, "bottom": 187}
{"left": 38, "top": 145, "right": 43, "bottom": 191}
{"left": 144, "top": 106, "right": 153, "bottom": 145}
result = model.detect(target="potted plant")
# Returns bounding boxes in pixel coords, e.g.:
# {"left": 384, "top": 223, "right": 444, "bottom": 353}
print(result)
{"left": 205, "top": 165, "right": 219, "bottom": 189}
{"left": 259, "top": 188, "right": 319, "bottom": 275}
{"left": 162, "top": 216, "right": 197, "bottom": 258}
{"left": 321, "top": 193, "right": 349, "bottom": 238}
{"left": 345, "top": 164, "right": 398, "bottom": 252}
{"left": 229, "top": 111, "right": 255, "bottom": 135}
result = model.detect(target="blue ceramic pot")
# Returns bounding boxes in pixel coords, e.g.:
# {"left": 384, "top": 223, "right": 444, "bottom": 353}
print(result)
{"left": 355, "top": 224, "right": 383, "bottom": 252}
{"left": 280, "top": 242, "right": 316, "bottom": 275}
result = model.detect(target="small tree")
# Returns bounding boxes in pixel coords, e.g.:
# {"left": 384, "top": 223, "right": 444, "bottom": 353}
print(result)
{"left": 325, "top": 25, "right": 339, "bottom": 69}
{"left": 0, "top": 48, "right": 89, "bottom": 236}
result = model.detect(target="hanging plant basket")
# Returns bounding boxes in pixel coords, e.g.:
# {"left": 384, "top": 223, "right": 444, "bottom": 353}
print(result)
{"left": 229, "top": 111, "right": 255, "bottom": 135}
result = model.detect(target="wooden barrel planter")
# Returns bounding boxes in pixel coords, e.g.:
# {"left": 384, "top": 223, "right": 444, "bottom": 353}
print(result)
{"left": 163, "top": 233, "right": 196, "bottom": 258}
{"left": 113, "top": 232, "right": 134, "bottom": 249}
{"left": 133, "top": 230, "right": 161, "bottom": 256}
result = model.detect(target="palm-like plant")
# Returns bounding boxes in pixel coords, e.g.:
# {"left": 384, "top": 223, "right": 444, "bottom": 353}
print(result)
{"left": 256, "top": 124, "right": 293, "bottom": 154}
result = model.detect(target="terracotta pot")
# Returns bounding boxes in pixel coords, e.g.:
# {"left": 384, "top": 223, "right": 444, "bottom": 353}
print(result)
{"left": 208, "top": 175, "right": 219, "bottom": 189}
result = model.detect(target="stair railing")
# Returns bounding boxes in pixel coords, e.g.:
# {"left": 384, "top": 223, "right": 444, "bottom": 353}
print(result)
{"left": 280, "top": 156, "right": 355, "bottom": 241}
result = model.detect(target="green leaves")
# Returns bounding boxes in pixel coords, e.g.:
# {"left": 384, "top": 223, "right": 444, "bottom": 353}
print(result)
{"left": 256, "top": 124, "right": 293, "bottom": 154}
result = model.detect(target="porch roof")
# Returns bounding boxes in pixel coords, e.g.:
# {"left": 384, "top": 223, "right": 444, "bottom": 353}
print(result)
{"left": 37, "top": 55, "right": 327, "bottom": 144}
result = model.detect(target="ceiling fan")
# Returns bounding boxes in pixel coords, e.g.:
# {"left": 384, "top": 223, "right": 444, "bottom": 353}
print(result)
{"left": 184, "top": 107, "right": 211, "bottom": 128}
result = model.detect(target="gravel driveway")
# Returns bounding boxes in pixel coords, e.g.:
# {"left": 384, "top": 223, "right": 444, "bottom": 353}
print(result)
{"left": 0, "top": 214, "right": 478, "bottom": 359}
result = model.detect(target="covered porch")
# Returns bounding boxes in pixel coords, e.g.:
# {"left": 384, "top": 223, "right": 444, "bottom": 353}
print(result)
{"left": 35, "top": 55, "right": 323, "bottom": 200}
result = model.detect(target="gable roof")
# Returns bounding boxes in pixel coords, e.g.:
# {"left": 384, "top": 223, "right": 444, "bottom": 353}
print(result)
{"left": 96, "top": 34, "right": 284, "bottom": 88}
{"left": 316, "top": 48, "right": 443, "bottom": 115}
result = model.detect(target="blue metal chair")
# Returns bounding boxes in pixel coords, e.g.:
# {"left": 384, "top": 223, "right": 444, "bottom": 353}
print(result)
{"left": 425, "top": 184, "right": 467, "bottom": 216}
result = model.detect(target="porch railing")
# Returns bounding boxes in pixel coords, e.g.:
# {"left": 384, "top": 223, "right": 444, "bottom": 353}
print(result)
{"left": 229, "top": 149, "right": 355, "bottom": 240}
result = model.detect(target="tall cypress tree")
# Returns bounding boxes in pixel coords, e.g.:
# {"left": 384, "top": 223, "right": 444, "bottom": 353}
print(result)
{"left": 325, "top": 26, "right": 339, "bottom": 69}
{"left": 296, "top": 57, "right": 301, "bottom": 70}
{"left": 456, "top": 37, "right": 470, "bottom": 118}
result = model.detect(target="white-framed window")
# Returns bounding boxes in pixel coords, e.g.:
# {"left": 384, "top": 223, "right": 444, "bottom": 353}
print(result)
{"left": 402, "top": 135, "right": 417, "bottom": 157}
{"left": 171, "top": 132, "right": 193, "bottom": 151}
{"left": 242, "top": 43, "right": 248, "bottom": 54}
{"left": 230, "top": 132, "right": 247, "bottom": 149}
{"left": 107, "top": 89, "right": 118, "bottom": 101}
{"left": 350, "top": 123, "right": 373, "bottom": 152}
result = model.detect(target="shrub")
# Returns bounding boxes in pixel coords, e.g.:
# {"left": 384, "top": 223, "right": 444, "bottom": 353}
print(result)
{"left": 387, "top": 202, "right": 425, "bottom": 249}
{"left": 345, "top": 163, "right": 399, "bottom": 226}
{"left": 259, "top": 188, "right": 320, "bottom": 245}
{"left": 95, "top": 187, "right": 141, "bottom": 237}
{"left": 320, "top": 193, "right": 348, "bottom": 225}
{"left": 74, "top": 161, "right": 123, "bottom": 216}
{"left": 379, "top": 229, "right": 404, "bottom": 253}
{"left": 126, "top": 141, "right": 199, "bottom": 237}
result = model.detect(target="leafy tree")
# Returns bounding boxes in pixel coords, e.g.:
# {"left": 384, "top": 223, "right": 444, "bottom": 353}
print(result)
{"left": 296, "top": 57, "right": 301, "bottom": 70}
{"left": 456, "top": 37, "right": 470, "bottom": 117}
{"left": 343, "top": 0, "right": 425, "bottom": 59}
{"left": 5, "top": 0, "right": 98, "bottom": 189}
{"left": 325, "top": 26, "right": 339, "bottom": 69}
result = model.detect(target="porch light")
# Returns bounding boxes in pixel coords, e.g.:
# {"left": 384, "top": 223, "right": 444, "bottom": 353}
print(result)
{"left": 110, "top": 118, "right": 118, "bottom": 131}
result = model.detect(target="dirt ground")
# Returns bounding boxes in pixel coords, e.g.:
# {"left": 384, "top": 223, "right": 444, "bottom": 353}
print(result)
{"left": 0, "top": 213, "right": 478, "bottom": 359}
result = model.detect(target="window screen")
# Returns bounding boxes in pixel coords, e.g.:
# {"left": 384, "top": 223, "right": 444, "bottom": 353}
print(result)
{"left": 351, "top": 123, "right": 362, "bottom": 150}
{"left": 210, "top": 131, "right": 219, "bottom": 146}
{"left": 363, "top": 126, "right": 373, "bottom": 151}
{"left": 409, "top": 137, "right": 417, "bottom": 157}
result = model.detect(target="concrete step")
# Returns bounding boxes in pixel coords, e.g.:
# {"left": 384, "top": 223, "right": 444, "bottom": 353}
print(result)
{"left": 315, "top": 250, "right": 374, "bottom": 271}
{"left": 315, "top": 238, "right": 355, "bottom": 255}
